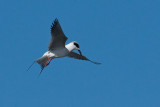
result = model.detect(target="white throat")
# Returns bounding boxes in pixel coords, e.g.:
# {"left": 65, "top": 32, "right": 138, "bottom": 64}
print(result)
{"left": 65, "top": 42, "right": 76, "bottom": 52}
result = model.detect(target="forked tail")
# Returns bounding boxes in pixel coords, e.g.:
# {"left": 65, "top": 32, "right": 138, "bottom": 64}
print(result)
{"left": 27, "top": 61, "right": 36, "bottom": 71}
{"left": 27, "top": 56, "right": 53, "bottom": 75}
{"left": 36, "top": 56, "right": 53, "bottom": 75}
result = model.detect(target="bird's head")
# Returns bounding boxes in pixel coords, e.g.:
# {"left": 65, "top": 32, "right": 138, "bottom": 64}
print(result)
{"left": 73, "top": 41, "right": 82, "bottom": 56}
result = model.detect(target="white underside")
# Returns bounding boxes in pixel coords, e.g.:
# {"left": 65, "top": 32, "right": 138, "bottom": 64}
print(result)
{"left": 42, "top": 42, "right": 76, "bottom": 58}
{"left": 43, "top": 48, "right": 69, "bottom": 58}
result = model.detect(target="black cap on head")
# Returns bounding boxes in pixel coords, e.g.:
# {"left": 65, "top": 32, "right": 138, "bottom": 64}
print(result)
{"left": 74, "top": 42, "right": 80, "bottom": 48}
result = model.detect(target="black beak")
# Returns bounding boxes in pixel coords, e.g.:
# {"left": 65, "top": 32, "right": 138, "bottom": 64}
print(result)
{"left": 78, "top": 49, "right": 82, "bottom": 56}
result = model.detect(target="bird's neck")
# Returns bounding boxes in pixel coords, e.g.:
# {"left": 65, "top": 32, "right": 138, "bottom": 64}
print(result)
{"left": 65, "top": 42, "right": 76, "bottom": 52}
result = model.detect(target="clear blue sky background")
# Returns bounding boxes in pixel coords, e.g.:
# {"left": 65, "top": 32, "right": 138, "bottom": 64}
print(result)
{"left": 0, "top": 0, "right": 160, "bottom": 107}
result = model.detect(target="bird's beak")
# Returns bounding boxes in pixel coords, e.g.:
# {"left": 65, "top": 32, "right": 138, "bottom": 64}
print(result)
{"left": 77, "top": 48, "right": 82, "bottom": 56}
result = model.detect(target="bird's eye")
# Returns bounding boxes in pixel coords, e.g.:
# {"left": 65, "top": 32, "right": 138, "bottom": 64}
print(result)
{"left": 74, "top": 42, "right": 79, "bottom": 48}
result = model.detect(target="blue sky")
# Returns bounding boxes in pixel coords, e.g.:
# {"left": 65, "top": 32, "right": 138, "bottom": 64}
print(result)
{"left": 0, "top": 0, "right": 160, "bottom": 107}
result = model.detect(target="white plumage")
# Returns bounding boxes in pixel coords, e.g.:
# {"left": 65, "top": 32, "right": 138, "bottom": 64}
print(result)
{"left": 27, "top": 18, "right": 101, "bottom": 74}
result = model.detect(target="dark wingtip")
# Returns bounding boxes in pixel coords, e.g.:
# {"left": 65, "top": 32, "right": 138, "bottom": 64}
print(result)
{"left": 55, "top": 18, "right": 58, "bottom": 22}
{"left": 54, "top": 18, "right": 59, "bottom": 24}
{"left": 94, "top": 62, "right": 101, "bottom": 64}
{"left": 51, "top": 18, "right": 59, "bottom": 30}
{"left": 89, "top": 60, "right": 101, "bottom": 65}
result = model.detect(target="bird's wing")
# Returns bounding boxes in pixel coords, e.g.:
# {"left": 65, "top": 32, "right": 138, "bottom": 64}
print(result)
{"left": 67, "top": 52, "right": 101, "bottom": 64}
{"left": 48, "top": 19, "right": 68, "bottom": 51}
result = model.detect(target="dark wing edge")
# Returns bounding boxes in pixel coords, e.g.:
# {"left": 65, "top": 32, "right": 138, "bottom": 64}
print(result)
{"left": 48, "top": 18, "right": 68, "bottom": 50}
{"left": 67, "top": 52, "right": 101, "bottom": 65}
{"left": 50, "top": 18, "right": 64, "bottom": 36}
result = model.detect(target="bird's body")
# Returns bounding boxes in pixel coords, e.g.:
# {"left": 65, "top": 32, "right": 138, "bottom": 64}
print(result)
{"left": 43, "top": 46, "right": 68, "bottom": 58}
{"left": 28, "top": 18, "right": 101, "bottom": 74}
{"left": 43, "top": 42, "right": 76, "bottom": 58}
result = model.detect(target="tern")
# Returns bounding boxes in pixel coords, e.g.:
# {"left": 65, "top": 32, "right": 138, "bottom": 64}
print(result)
{"left": 28, "top": 18, "right": 101, "bottom": 74}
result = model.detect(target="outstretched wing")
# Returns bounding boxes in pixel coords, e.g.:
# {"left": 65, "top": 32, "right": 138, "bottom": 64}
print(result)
{"left": 67, "top": 52, "right": 101, "bottom": 64}
{"left": 48, "top": 18, "right": 68, "bottom": 51}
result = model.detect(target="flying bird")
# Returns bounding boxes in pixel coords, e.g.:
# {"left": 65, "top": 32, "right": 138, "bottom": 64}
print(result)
{"left": 28, "top": 18, "right": 101, "bottom": 74}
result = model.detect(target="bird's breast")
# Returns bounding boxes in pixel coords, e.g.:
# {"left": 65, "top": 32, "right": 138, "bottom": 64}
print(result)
{"left": 51, "top": 48, "right": 69, "bottom": 58}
